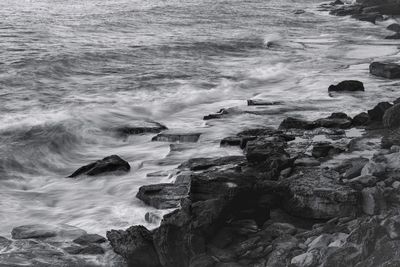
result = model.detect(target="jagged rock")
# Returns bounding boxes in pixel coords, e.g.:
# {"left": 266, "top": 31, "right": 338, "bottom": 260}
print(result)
{"left": 178, "top": 156, "right": 246, "bottom": 171}
{"left": 342, "top": 158, "right": 370, "bottom": 179}
{"left": 328, "top": 80, "right": 364, "bottom": 92}
{"left": 107, "top": 225, "right": 161, "bottom": 267}
{"left": 280, "top": 167, "right": 360, "bottom": 219}
{"left": 352, "top": 112, "right": 370, "bottom": 126}
{"left": 73, "top": 234, "right": 106, "bottom": 245}
{"left": 115, "top": 121, "right": 167, "bottom": 136}
{"left": 136, "top": 183, "right": 190, "bottom": 209}
{"left": 68, "top": 155, "right": 130, "bottom": 178}
{"left": 362, "top": 186, "right": 386, "bottom": 215}
{"left": 152, "top": 132, "right": 201, "bottom": 142}
{"left": 370, "top": 62, "right": 400, "bottom": 79}
{"left": 11, "top": 224, "right": 86, "bottom": 240}
{"left": 383, "top": 103, "right": 400, "bottom": 128}
{"left": 368, "top": 102, "right": 393, "bottom": 121}
{"left": 387, "top": 23, "right": 400, "bottom": 32}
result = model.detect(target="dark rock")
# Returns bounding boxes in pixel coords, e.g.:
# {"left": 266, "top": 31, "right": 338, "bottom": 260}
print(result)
{"left": 137, "top": 183, "right": 190, "bottom": 209}
{"left": 370, "top": 62, "right": 400, "bottom": 79}
{"left": 280, "top": 167, "right": 360, "bottom": 219}
{"left": 385, "top": 33, "right": 400, "bottom": 39}
{"left": 79, "top": 244, "right": 105, "bottom": 255}
{"left": 328, "top": 80, "right": 364, "bottom": 92}
{"left": 220, "top": 136, "right": 241, "bottom": 146}
{"left": 190, "top": 254, "right": 217, "bottom": 267}
{"left": 382, "top": 129, "right": 400, "bottom": 148}
{"left": 352, "top": 112, "right": 370, "bottom": 126}
{"left": 331, "top": 0, "right": 344, "bottom": 5}
{"left": 279, "top": 117, "right": 315, "bottom": 130}
{"left": 330, "top": 5, "right": 363, "bottom": 16}
{"left": 343, "top": 158, "right": 370, "bottom": 179}
{"left": 368, "top": 102, "right": 393, "bottom": 121}
{"left": 107, "top": 225, "right": 161, "bottom": 267}
{"left": 312, "top": 142, "right": 335, "bottom": 158}
{"left": 383, "top": 103, "right": 400, "bottom": 128}
{"left": 115, "top": 121, "right": 167, "bottom": 136}
{"left": 152, "top": 132, "right": 201, "bottom": 142}
{"left": 178, "top": 156, "right": 246, "bottom": 171}
{"left": 352, "top": 12, "right": 383, "bottom": 23}
{"left": 203, "top": 109, "right": 228, "bottom": 120}
{"left": 362, "top": 3, "right": 400, "bottom": 15}
{"left": 387, "top": 23, "right": 400, "bottom": 32}
{"left": 314, "top": 113, "right": 353, "bottom": 129}
{"left": 73, "top": 234, "right": 106, "bottom": 245}
{"left": 247, "top": 99, "right": 282, "bottom": 105}
{"left": 68, "top": 155, "right": 130, "bottom": 178}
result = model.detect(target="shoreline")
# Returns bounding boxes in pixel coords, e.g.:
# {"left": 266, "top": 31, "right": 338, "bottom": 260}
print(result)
{"left": 106, "top": 1, "right": 400, "bottom": 267}
{"left": 2, "top": 0, "right": 400, "bottom": 266}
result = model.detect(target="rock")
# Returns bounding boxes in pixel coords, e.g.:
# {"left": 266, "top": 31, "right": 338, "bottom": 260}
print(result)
{"left": 203, "top": 109, "right": 228, "bottom": 120}
{"left": 342, "top": 158, "right": 370, "bottom": 179}
{"left": 383, "top": 103, "right": 400, "bottom": 128}
{"left": 347, "top": 175, "right": 378, "bottom": 190}
{"left": 11, "top": 224, "right": 86, "bottom": 240}
{"left": 262, "top": 222, "right": 297, "bottom": 238}
{"left": 314, "top": 113, "right": 352, "bottom": 129}
{"left": 331, "top": 0, "right": 344, "bottom": 5}
{"left": 280, "top": 167, "right": 360, "bottom": 219}
{"left": 352, "top": 112, "right": 370, "bottom": 126}
{"left": 68, "top": 155, "right": 130, "bottom": 178}
{"left": 352, "top": 12, "right": 383, "bottom": 23}
{"left": 178, "top": 156, "right": 246, "bottom": 171}
{"left": 73, "top": 234, "right": 106, "bottom": 245}
{"left": 370, "top": 62, "right": 400, "bottom": 79}
{"left": 220, "top": 136, "right": 242, "bottom": 146}
{"left": 387, "top": 23, "right": 400, "bottom": 32}
{"left": 107, "top": 225, "right": 161, "bottom": 267}
{"left": 328, "top": 80, "right": 364, "bottom": 92}
{"left": 247, "top": 99, "right": 282, "bottom": 106}
{"left": 152, "top": 132, "right": 201, "bottom": 142}
{"left": 382, "top": 128, "right": 400, "bottom": 148}
{"left": 65, "top": 244, "right": 105, "bottom": 255}
{"left": 308, "top": 234, "right": 333, "bottom": 250}
{"left": 386, "top": 33, "right": 400, "bottom": 39}
{"left": 382, "top": 215, "right": 400, "bottom": 239}
{"left": 244, "top": 136, "right": 290, "bottom": 165}
{"left": 115, "top": 121, "right": 167, "bottom": 136}
{"left": 294, "top": 157, "right": 320, "bottom": 167}
{"left": 279, "top": 117, "right": 315, "bottom": 130}
{"left": 136, "top": 183, "right": 190, "bottom": 209}
{"left": 291, "top": 251, "right": 320, "bottom": 267}
{"left": 312, "top": 142, "right": 335, "bottom": 158}
{"left": 190, "top": 254, "right": 217, "bottom": 267}
{"left": 361, "top": 186, "right": 386, "bottom": 215}
{"left": 368, "top": 102, "right": 393, "bottom": 121}
{"left": 330, "top": 5, "right": 363, "bottom": 16}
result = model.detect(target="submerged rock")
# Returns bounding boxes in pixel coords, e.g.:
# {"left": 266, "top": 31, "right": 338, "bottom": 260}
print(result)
{"left": 152, "top": 132, "right": 201, "bottom": 142}
{"left": 387, "top": 23, "right": 400, "bottom": 32}
{"left": 115, "top": 121, "right": 167, "bottom": 136}
{"left": 370, "top": 62, "right": 400, "bottom": 79}
{"left": 178, "top": 156, "right": 246, "bottom": 171}
{"left": 279, "top": 117, "right": 315, "bottom": 130}
{"left": 328, "top": 80, "right": 364, "bottom": 92}
{"left": 11, "top": 224, "right": 86, "bottom": 240}
{"left": 68, "top": 155, "right": 130, "bottom": 178}
{"left": 73, "top": 234, "right": 106, "bottom": 245}
{"left": 247, "top": 99, "right": 282, "bottom": 106}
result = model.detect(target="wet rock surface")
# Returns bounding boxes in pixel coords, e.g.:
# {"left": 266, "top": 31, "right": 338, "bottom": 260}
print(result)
{"left": 370, "top": 62, "right": 400, "bottom": 79}
{"left": 328, "top": 80, "right": 364, "bottom": 92}
{"left": 68, "top": 155, "right": 130, "bottom": 178}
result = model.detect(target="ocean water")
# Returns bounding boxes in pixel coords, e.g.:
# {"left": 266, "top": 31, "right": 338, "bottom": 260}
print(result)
{"left": 0, "top": 0, "right": 400, "bottom": 237}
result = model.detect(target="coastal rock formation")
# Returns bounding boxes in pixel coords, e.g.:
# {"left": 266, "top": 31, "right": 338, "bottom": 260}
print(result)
{"left": 368, "top": 102, "right": 393, "bottom": 121}
{"left": 328, "top": 80, "right": 364, "bottom": 92}
{"left": 68, "top": 155, "right": 130, "bottom": 178}
{"left": 383, "top": 103, "right": 400, "bottom": 128}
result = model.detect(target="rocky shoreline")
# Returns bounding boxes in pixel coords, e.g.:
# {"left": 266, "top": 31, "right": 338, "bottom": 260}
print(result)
{"left": 2, "top": 0, "right": 400, "bottom": 266}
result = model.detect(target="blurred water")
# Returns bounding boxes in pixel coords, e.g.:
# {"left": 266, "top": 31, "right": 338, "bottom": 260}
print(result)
{"left": 0, "top": 0, "right": 399, "bottom": 236}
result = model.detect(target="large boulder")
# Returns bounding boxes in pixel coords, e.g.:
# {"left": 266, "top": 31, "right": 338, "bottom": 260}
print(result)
{"left": 370, "top": 62, "right": 400, "bottom": 79}
{"left": 368, "top": 102, "right": 393, "bottom": 121}
{"left": 68, "top": 155, "right": 130, "bottom": 178}
{"left": 383, "top": 103, "right": 400, "bottom": 128}
{"left": 280, "top": 167, "right": 360, "bottom": 219}
{"left": 328, "top": 80, "right": 364, "bottom": 92}
{"left": 107, "top": 225, "right": 161, "bottom": 267}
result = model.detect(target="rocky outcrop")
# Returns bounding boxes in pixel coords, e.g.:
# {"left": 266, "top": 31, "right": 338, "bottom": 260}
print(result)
{"left": 68, "top": 155, "right": 130, "bottom": 178}
{"left": 383, "top": 103, "right": 400, "bottom": 128}
{"left": 368, "top": 102, "right": 393, "bottom": 121}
